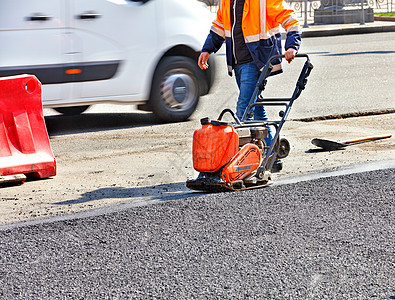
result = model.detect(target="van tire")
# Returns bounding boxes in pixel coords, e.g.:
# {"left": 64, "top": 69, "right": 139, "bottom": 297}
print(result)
{"left": 54, "top": 105, "right": 90, "bottom": 115}
{"left": 150, "top": 56, "right": 200, "bottom": 123}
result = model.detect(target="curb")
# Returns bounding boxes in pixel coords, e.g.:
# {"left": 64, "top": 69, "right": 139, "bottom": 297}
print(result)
{"left": 301, "top": 23, "right": 395, "bottom": 37}
{"left": 374, "top": 16, "right": 395, "bottom": 22}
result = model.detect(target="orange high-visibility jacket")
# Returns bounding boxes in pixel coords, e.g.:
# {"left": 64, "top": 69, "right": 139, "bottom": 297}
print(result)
{"left": 202, "top": 0, "right": 301, "bottom": 75}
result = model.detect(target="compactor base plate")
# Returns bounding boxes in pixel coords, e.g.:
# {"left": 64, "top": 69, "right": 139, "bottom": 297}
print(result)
{"left": 186, "top": 177, "right": 273, "bottom": 192}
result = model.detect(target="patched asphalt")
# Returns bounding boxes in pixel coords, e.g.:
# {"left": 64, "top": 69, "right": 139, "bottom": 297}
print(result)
{"left": 0, "top": 168, "right": 394, "bottom": 299}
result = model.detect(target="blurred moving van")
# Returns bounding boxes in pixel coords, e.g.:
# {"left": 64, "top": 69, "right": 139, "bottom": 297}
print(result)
{"left": 0, "top": 0, "right": 215, "bottom": 122}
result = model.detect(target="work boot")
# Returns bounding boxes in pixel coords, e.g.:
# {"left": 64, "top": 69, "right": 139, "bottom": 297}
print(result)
{"left": 271, "top": 159, "right": 283, "bottom": 173}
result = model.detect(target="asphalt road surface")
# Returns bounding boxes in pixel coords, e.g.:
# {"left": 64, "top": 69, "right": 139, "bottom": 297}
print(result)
{"left": 1, "top": 168, "right": 393, "bottom": 299}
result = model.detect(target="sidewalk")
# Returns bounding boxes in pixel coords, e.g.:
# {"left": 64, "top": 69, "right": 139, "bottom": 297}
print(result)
{"left": 208, "top": 7, "right": 395, "bottom": 38}
{"left": 209, "top": 12, "right": 395, "bottom": 38}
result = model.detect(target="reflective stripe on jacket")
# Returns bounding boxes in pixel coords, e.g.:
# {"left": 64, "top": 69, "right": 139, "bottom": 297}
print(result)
{"left": 202, "top": 0, "right": 302, "bottom": 75}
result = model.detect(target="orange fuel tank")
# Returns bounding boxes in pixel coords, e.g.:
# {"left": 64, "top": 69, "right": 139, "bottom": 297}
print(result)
{"left": 192, "top": 123, "right": 239, "bottom": 172}
{"left": 221, "top": 143, "right": 261, "bottom": 183}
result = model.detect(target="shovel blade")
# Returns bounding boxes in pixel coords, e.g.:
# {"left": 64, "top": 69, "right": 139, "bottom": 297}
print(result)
{"left": 311, "top": 138, "right": 345, "bottom": 151}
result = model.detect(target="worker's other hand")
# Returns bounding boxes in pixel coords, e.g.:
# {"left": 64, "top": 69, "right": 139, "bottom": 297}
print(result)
{"left": 198, "top": 52, "right": 210, "bottom": 70}
{"left": 284, "top": 48, "right": 297, "bottom": 63}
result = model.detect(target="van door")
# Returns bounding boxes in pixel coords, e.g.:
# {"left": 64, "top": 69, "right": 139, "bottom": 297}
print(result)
{"left": 0, "top": 0, "right": 69, "bottom": 102}
{"left": 69, "top": 0, "right": 158, "bottom": 101}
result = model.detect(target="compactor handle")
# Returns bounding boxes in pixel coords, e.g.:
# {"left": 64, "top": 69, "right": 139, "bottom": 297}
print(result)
{"left": 257, "top": 54, "right": 311, "bottom": 91}
{"left": 257, "top": 54, "right": 313, "bottom": 100}
{"left": 267, "top": 53, "right": 310, "bottom": 62}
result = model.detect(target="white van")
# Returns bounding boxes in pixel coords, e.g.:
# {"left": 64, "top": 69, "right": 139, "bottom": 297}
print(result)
{"left": 0, "top": 0, "right": 215, "bottom": 122}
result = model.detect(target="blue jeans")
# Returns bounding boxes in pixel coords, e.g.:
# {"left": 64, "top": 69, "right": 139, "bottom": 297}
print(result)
{"left": 234, "top": 62, "right": 274, "bottom": 146}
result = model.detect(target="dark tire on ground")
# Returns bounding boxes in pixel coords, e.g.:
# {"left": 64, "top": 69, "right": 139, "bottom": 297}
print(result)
{"left": 149, "top": 56, "right": 200, "bottom": 123}
{"left": 277, "top": 138, "right": 291, "bottom": 159}
{"left": 54, "top": 105, "right": 90, "bottom": 116}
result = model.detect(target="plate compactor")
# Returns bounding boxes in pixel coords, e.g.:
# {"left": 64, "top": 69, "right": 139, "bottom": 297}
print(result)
{"left": 187, "top": 54, "right": 313, "bottom": 192}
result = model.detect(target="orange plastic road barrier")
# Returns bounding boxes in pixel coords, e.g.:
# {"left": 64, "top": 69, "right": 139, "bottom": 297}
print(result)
{"left": 0, "top": 75, "right": 56, "bottom": 179}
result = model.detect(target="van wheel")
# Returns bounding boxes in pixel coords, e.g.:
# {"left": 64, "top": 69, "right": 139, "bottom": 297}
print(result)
{"left": 54, "top": 105, "right": 90, "bottom": 115}
{"left": 150, "top": 56, "right": 199, "bottom": 122}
